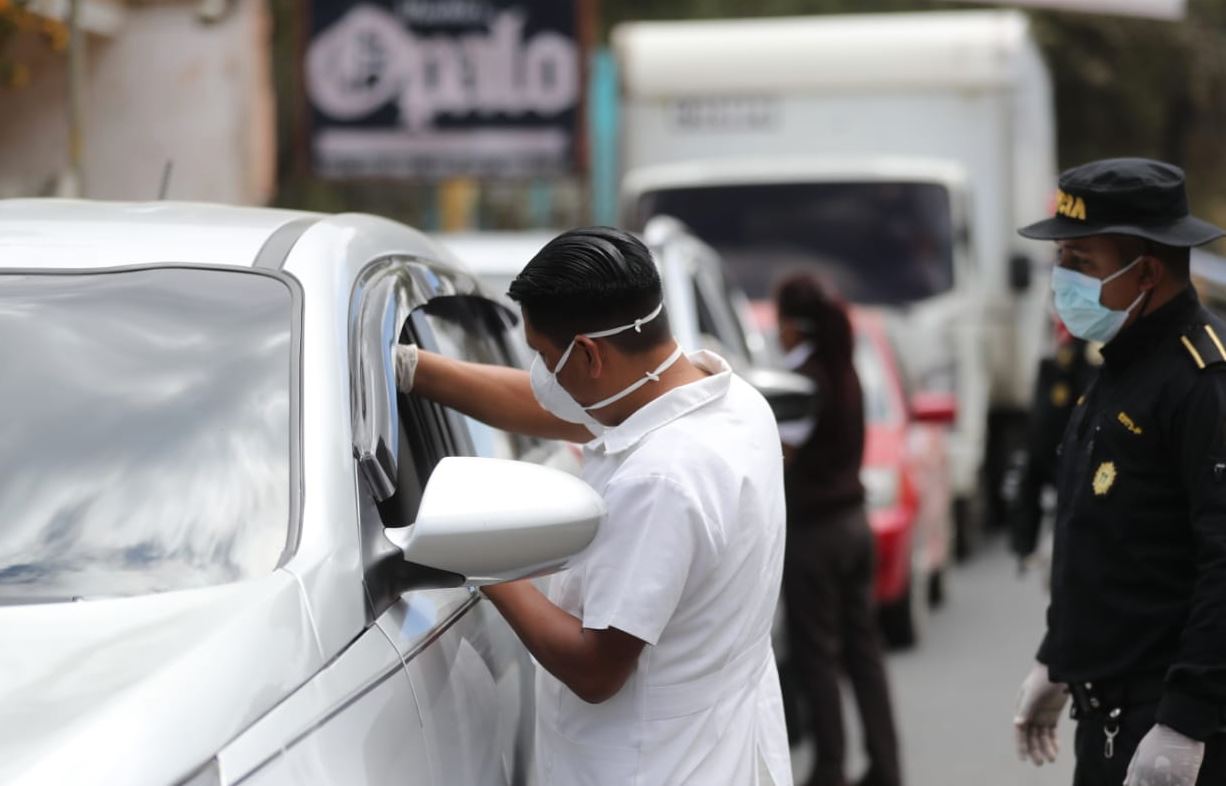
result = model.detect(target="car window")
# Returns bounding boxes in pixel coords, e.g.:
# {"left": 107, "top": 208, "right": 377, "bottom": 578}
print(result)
{"left": 0, "top": 267, "right": 295, "bottom": 601}
{"left": 711, "top": 274, "right": 755, "bottom": 362}
{"left": 414, "top": 295, "right": 529, "bottom": 461}
{"left": 376, "top": 316, "right": 455, "bottom": 529}
{"left": 692, "top": 279, "right": 722, "bottom": 344}
{"left": 692, "top": 273, "right": 753, "bottom": 367}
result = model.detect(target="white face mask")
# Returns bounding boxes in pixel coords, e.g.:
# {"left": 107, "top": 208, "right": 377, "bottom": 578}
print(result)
{"left": 529, "top": 302, "right": 684, "bottom": 424}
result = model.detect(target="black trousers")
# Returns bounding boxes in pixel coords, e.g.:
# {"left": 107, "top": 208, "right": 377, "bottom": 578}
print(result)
{"left": 783, "top": 506, "right": 902, "bottom": 786}
{"left": 1073, "top": 702, "right": 1226, "bottom": 786}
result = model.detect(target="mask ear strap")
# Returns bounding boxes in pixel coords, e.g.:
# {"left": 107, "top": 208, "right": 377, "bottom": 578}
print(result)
{"left": 1132, "top": 286, "right": 1155, "bottom": 320}
{"left": 552, "top": 339, "right": 578, "bottom": 374}
{"left": 582, "top": 343, "right": 685, "bottom": 412}
{"left": 583, "top": 302, "right": 666, "bottom": 340}
{"left": 1104, "top": 255, "right": 1144, "bottom": 284}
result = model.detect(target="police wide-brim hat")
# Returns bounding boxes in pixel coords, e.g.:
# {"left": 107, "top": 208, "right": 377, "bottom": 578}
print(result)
{"left": 1019, "top": 158, "right": 1225, "bottom": 247}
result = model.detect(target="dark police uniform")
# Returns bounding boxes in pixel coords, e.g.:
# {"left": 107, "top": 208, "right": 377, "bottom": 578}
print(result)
{"left": 1041, "top": 288, "right": 1226, "bottom": 784}
{"left": 1018, "top": 158, "right": 1226, "bottom": 785}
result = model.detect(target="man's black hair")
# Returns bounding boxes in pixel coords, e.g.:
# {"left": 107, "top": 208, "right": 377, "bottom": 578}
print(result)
{"left": 508, "top": 227, "right": 669, "bottom": 353}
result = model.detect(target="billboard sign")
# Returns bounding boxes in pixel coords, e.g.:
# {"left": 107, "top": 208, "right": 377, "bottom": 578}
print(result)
{"left": 306, "top": 0, "right": 582, "bottom": 179}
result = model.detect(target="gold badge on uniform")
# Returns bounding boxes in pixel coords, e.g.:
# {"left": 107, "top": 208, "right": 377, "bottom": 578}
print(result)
{"left": 1051, "top": 382, "right": 1071, "bottom": 408}
{"left": 1117, "top": 412, "right": 1143, "bottom": 436}
{"left": 1093, "top": 462, "right": 1117, "bottom": 496}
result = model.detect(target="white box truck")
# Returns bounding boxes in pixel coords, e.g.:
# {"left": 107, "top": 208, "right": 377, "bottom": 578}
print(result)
{"left": 614, "top": 10, "right": 1058, "bottom": 546}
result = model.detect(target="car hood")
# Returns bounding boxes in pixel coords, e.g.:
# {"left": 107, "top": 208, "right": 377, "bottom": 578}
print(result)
{"left": 0, "top": 570, "right": 323, "bottom": 786}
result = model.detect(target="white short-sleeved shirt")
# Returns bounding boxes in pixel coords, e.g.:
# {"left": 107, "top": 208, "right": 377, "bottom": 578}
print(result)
{"left": 534, "top": 351, "right": 793, "bottom": 786}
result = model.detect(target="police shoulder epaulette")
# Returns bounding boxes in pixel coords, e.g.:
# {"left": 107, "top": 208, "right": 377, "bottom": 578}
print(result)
{"left": 1180, "top": 322, "right": 1226, "bottom": 370}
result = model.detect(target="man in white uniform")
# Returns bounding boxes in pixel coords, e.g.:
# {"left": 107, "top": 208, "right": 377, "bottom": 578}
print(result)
{"left": 396, "top": 227, "right": 793, "bottom": 785}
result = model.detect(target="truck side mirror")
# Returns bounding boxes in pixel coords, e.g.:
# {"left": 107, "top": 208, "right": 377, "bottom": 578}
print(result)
{"left": 1009, "top": 253, "right": 1032, "bottom": 292}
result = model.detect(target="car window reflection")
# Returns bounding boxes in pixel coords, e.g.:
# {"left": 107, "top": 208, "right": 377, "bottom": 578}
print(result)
{"left": 0, "top": 267, "right": 293, "bottom": 601}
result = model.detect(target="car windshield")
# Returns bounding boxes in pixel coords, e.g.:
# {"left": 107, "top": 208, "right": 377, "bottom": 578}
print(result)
{"left": 0, "top": 267, "right": 295, "bottom": 601}
{"left": 636, "top": 181, "right": 955, "bottom": 306}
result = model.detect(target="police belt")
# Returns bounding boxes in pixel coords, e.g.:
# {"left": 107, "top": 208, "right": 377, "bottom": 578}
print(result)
{"left": 1068, "top": 673, "right": 1166, "bottom": 719}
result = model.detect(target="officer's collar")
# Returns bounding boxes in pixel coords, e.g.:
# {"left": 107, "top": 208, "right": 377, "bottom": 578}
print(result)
{"left": 1100, "top": 285, "right": 1200, "bottom": 368}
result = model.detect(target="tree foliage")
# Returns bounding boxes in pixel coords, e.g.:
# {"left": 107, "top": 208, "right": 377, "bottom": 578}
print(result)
{"left": 0, "top": 0, "right": 69, "bottom": 91}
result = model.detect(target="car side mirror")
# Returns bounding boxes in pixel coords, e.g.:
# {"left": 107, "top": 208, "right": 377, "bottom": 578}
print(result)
{"left": 910, "top": 391, "right": 958, "bottom": 425}
{"left": 741, "top": 367, "right": 818, "bottom": 423}
{"left": 1009, "top": 253, "right": 1032, "bottom": 292}
{"left": 385, "top": 457, "right": 605, "bottom": 588}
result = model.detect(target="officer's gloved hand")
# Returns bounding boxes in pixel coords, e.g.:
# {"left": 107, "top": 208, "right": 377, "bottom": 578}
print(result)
{"left": 394, "top": 344, "right": 419, "bottom": 394}
{"left": 1123, "top": 724, "right": 1204, "bottom": 786}
{"left": 1013, "top": 662, "right": 1069, "bottom": 766}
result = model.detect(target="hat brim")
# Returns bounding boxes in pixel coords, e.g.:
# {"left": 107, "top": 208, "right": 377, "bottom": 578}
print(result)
{"left": 1018, "top": 214, "right": 1226, "bottom": 247}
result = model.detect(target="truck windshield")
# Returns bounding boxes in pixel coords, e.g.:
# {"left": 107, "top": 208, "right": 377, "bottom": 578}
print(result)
{"left": 0, "top": 267, "right": 294, "bottom": 602}
{"left": 636, "top": 181, "right": 955, "bottom": 306}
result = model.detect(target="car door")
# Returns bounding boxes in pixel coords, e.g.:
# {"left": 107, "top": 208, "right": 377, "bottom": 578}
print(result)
{"left": 222, "top": 262, "right": 441, "bottom": 786}
{"left": 227, "top": 621, "right": 431, "bottom": 786}
{"left": 349, "top": 260, "right": 536, "bottom": 786}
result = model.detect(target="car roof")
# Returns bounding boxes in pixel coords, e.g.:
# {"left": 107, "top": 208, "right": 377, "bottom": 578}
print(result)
{"left": 0, "top": 199, "right": 322, "bottom": 270}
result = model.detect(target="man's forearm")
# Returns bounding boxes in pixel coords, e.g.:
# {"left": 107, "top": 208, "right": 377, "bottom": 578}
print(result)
{"left": 411, "top": 350, "right": 592, "bottom": 443}
{"left": 482, "top": 581, "right": 642, "bottom": 704}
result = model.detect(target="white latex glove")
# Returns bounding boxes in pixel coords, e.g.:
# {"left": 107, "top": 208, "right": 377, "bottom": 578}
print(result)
{"left": 1123, "top": 724, "right": 1205, "bottom": 786}
{"left": 394, "top": 344, "right": 419, "bottom": 394}
{"left": 1013, "top": 662, "right": 1069, "bottom": 766}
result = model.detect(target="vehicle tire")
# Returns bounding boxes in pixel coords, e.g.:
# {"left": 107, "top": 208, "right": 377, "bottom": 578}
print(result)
{"left": 927, "top": 567, "right": 947, "bottom": 609}
{"left": 953, "top": 488, "right": 984, "bottom": 562}
{"left": 879, "top": 559, "right": 928, "bottom": 650}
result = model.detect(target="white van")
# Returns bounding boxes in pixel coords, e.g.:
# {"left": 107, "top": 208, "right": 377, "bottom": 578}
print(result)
{"left": 615, "top": 10, "right": 1058, "bottom": 545}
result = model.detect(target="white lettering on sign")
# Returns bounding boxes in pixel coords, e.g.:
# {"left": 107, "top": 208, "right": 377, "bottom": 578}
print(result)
{"left": 672, "top": 97, "right": 780, "bottom": 132}
{"left": 398, "top": 0, "right": 493, "bottom": 25}
{"left": 306, "top": 4, "right": 580, "bottom": 130}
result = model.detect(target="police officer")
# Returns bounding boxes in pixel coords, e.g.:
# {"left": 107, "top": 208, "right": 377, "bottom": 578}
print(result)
{"left": 1011, "top": 158, "right": 1226, "bottom": 786}
{"left": 1008, "top": 327, "right": 1098, "bottom": 568}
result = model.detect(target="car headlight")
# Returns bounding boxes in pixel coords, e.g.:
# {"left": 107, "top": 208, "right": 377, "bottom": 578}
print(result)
{"left": 177, "top": 759, "right": 221, "bottom": 786}
{"left": 861, "top": 467, "right": 901, "bottom": 511}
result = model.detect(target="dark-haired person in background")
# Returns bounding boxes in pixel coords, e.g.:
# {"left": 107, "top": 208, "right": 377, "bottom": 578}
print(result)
{"left": 1011, "top": 159, "right": 1226, "bottom": 786}
{"left": 395, "top": 227, "right": 793, "bottom": 785}
{"left": 774, "top": 274, "right": 901, "bottom": 786}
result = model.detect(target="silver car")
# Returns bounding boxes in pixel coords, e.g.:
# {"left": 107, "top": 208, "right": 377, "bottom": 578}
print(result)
{"left": 0, "top": 200, "right": 603, "bottom": 786}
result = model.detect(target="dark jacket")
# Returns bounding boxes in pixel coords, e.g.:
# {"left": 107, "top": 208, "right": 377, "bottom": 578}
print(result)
{"left": 784, "top": 347, "right": 866, "bottom": 524}
{"left": 1039, "top": 286, "right": 1226, "bottom": 741}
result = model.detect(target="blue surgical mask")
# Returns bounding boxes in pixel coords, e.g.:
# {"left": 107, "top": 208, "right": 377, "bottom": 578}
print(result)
{"left": 1051, "top": 257, "right": 1146, "bottom": 343}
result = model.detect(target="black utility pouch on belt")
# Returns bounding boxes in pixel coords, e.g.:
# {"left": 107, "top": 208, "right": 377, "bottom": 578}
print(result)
{"left": 1069, "top": 675, "right": 1166, "bottom": 760}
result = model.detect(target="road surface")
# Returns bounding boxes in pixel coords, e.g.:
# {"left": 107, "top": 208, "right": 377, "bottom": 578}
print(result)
{"left": 790, "top": 535, "right": 1076, "bottom": 786}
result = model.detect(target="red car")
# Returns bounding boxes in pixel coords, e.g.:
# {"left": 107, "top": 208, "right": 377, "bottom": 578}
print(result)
{"left": 853, "top": 309, "right": 956, "bottom": 648}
